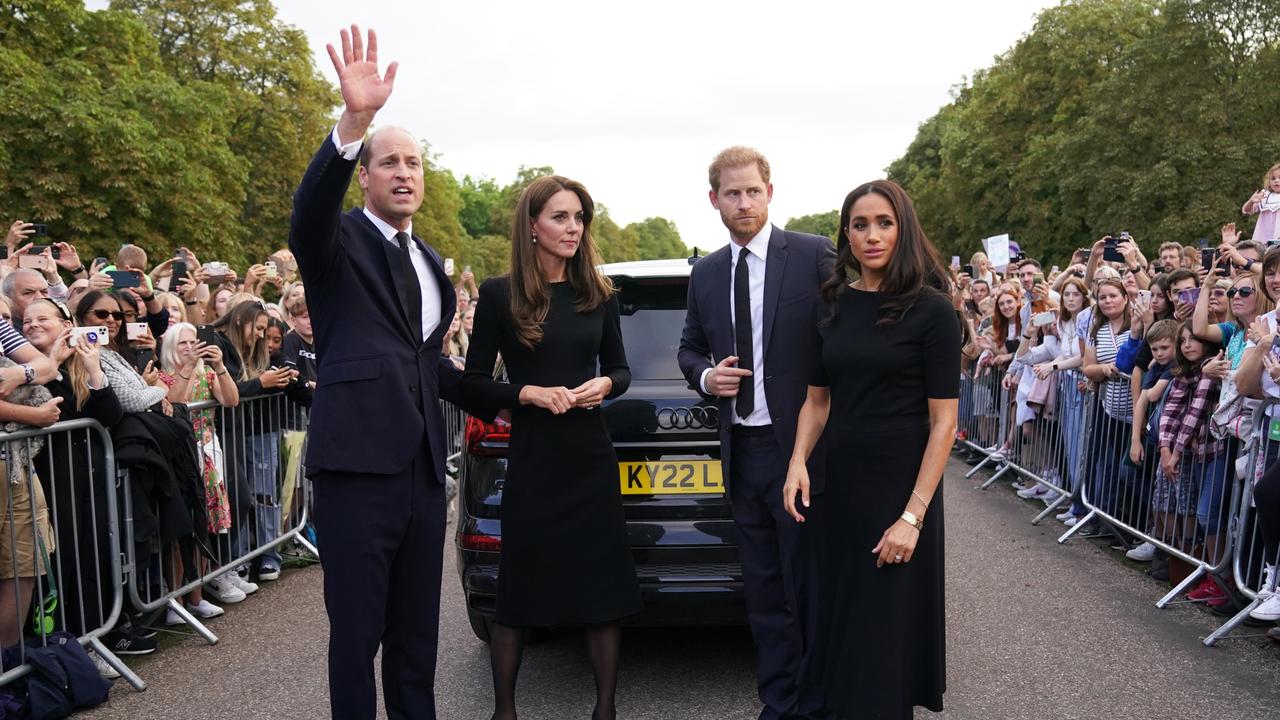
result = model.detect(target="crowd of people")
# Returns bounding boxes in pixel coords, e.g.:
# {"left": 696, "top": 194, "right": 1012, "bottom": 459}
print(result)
{"left": 0, "top": 218, "right": 475, "bottom": 682}
{"left": 953, "top": 162, "right": 1280, "bottom": 638}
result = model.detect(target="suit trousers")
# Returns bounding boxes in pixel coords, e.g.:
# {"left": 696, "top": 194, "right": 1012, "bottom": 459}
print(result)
{"left": 312, "top": 443, "right": 445, "bottom": 720}
{"left": 730, "top": 425, "right": 827, "bottom": 720}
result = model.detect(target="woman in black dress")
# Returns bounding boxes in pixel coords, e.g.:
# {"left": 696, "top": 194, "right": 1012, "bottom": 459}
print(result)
{"left": 783, "top": 180, "right": 959, "bottom": 718}
{"left": 462, "top": 175, "right": 642, "bottom": 720}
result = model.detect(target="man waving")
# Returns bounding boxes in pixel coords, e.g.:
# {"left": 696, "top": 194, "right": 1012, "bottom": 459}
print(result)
{"left": 290, "top": 25, "right": 490, "bottom": 720}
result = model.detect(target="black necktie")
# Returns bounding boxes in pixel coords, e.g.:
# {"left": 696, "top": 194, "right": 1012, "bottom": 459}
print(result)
{"left": 395, "top": 232, "right": 423, "bottom": 341}
{"left": 734, "top": 248, "right": 755, "bottom": 419}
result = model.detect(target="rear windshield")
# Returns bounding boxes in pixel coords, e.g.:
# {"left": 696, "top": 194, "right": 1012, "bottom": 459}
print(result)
{"left": 613, "top": 276, "right": 687, "bottom": 381}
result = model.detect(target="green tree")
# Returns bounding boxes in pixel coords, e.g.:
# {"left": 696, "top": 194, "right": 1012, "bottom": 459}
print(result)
{"left": 0, "top": 0, "right": 248, "bottom": 264}
{"left": 626, "top": 216, "right": 687, "bottom": 259}
{"left": 784, "top": 211, "right": 839, "bottom": 241}
{"left": 458, "top": 175, "right": 502, "bottom": 238}
{"left": 110, "top": 0, "right": 339, "bottom": 266}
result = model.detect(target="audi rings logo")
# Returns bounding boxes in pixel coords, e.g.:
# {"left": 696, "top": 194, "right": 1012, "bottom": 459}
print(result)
{"left": 657, "top": 406, "right": 719, "bottom": 430}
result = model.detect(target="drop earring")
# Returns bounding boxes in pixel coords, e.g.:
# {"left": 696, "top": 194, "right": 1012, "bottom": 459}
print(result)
{"left": 532, "top": 233, "right": 538, "bottom": 244}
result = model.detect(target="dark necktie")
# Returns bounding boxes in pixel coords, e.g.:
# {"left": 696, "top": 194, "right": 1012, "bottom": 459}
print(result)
{"left": 734, "top": 248, "right": 755, "bottom": 419}
{"left": 395, "top": 231, "right": 423, "bottom": 341}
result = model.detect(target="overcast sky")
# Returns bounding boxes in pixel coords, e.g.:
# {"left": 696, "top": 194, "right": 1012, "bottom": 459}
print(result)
{"left": 103, "top": 0, "right": 1061, "bottom": 250}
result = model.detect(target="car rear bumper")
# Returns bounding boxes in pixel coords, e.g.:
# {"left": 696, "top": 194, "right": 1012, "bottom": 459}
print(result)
{"left": 457, "top": 547, "right": 746, "bottom": 627}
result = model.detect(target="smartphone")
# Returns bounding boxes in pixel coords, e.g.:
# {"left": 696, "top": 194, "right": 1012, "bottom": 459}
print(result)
{"left": 264, "top": 260, "right": 278, "bottom": 278}
{"left": 196, "top": 325, "right": 219, "bottom": 347}
{"left": 17, "top": 254, "right": 47, "bottom": 270}
{"left": 1271, "top": 334, "right": 1280, "bottom": 353}
{"left": 1137, "top": 289, "right": 1152, "bottom": 305}
{"left": 92, "top": 256, "right": 108, "bottom": 270}
{"left": 963, "top": 264, "right": 976, "bottom": 279}
{"left": 1201, "top": 248, "right": 1216, "bottom": 272}
{"left": 444, "top": 258, "right": 455, "bottom": 276}
{"left": 1103, "top": 238, "right": 1124, "bottom": 263}
{"left": 1033, "top": 273, "right": 1045, "bottom": 285}
{"left": 106, "top": 270, "right": 141, "bottom": 289}
{"left": 171, "top": 260, "right": 189, "bottom": 285}
{"left": 69, "top": 326, "right": 108, "bottom": 347}
{"left": 950, "top": 256, "right": 961, "bottom": 269}
{"left": 133, "top": 348, "right": 155, "bottom": 371}
{"left": 126, "top": 322, "right": 148, "bottom": 340}
{"left": 29, "top": 223, "right": 47, "bottom": 237}
{"left": 1032, "top": 311, "right": 1056, "bottom": 328}
{"left": 1080, "top": 249, "right": 1092, "bottom": 262}
{"left": 1051, "top": 265, "right": 1060, "bottom": 275}
{"left": 1177, "top": 287, "right": 1201, "bottom": 306}
{"left": 203, "top": 261, "right": 231, "bottom": 283}
{"left": 463, "top": 265, "right": 472, "bottom": 274}
{"left": 28, "top": 244, "right": 58, "bottom": 259}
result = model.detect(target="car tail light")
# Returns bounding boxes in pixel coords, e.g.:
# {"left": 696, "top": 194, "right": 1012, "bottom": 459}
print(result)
{"left": 466, "top": 415, "right": 511, "bottom": 457}
{"left": 459, "top": 532, "right": 502, "bottom": 552}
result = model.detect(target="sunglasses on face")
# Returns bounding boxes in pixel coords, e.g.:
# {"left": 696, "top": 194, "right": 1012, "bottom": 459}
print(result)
{"left": 1227, "top": 287, "right": 1256, "bottom": 299}
{"left": 89, "top": 309, "right": 125, "bottom": 322}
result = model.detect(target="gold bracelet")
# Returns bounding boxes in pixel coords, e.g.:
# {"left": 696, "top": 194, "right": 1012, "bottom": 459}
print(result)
{"left": 911, "top": 490, "right": 930, "bottom": 509}
{"left": 900, "top": 510, "right": 924, "bottom": 531}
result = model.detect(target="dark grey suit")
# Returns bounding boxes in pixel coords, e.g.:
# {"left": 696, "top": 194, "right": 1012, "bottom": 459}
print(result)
{"left": 678, "top": 225, "right": 835, "bottom": 719}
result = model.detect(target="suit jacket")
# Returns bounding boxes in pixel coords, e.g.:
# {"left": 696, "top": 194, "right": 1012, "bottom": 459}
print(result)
{"left": 677, "top": 226, "right": 836, "bottom": 494}
{"left": 289, "top": 135, "right": 484, "bottom": 482}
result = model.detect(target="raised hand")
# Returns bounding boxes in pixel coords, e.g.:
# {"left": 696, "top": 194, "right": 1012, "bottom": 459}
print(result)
{"left": 327, "top": 25, "right": 398, "bottom": 141}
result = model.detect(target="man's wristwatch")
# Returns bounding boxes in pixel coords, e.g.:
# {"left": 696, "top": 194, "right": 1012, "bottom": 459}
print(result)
{"left": 69, "top": 265, "right": 86, "bottom": 275}
{"left": 21, "top": 364, "right": 34, "bottom": 386}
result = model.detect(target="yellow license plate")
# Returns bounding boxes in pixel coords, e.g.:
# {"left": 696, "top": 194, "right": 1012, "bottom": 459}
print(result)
{"left": 619, "top": 461, "right": 724, "bottom": 495}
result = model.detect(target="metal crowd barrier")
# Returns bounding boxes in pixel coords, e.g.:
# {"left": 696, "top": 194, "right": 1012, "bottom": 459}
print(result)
{"left": 122, "top": 394, "right": 317, "bottom": 646}
{"left": 1206, "top": 399, "right": 1280, "bottom": 645}
{"left": 0, "top": 419, "right": 143, "bottom": 690}
{"left": 959, "top": 360, "right": 1249, "bottom": 614}
{"left": 957, "top": 364, "right": 1086, "bottom": 524}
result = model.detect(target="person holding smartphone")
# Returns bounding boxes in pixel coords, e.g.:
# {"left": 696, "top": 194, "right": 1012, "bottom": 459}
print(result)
{"left": 156, "top": 322, "right": 246, "bottom": 612}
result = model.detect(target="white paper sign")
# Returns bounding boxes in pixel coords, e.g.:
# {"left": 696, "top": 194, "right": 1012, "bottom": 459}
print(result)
{"left": 983, "top": 234, "right": 1011, "bottom": 271}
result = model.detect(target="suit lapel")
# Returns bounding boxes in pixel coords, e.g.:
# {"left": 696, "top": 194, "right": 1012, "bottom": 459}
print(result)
{"left": 418, "top": 235, "right": 456, "bottom": 346}
{"left": 711, "top": 247, "right": 735, "bottom": 362}
{"left": 761, "top": 226, "right": 788, "bottom": 355}
{"left": 353, "top": 210, "right": 418, "bottom": 344}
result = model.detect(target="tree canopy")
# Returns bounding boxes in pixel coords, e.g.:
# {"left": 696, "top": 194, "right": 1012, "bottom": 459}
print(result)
{"left": 887, "top": 0, "right": 1280, "bottom": 266}
{"left": 0, "top": 0, "right": 688, "bottom": 278}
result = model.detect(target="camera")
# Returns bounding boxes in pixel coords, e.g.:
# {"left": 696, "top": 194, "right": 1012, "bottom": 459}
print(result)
{"left": 70, "top": 326, "right": 108, "bottom": 347}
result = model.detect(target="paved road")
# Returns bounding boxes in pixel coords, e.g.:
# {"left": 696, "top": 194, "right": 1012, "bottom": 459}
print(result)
{"left": 81, "top": 457, "right": 1280, "bottom": 719}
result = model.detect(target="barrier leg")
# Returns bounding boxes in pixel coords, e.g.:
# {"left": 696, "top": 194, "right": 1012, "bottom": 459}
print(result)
{"left": 1156, "top": 566, "right": 1205, "bottom": 609}
{"left": 978, "top": 463, "right": 1012, "bottom": 489}
{"left": 294, "top": 533, "right": 320, "bottom": 561}
{"left": 162, "top": 597, "right": 218, "bottom": 645}
{"left": 1203, "top": 599, "right": 1264, "bottom": 646}
{"left": 87, "top": 635, "right": 146, "bottom": 691}
{"left": 1032, "top": 494, "right": 1069, "bottom": 526}
{"left": 1057, "top": 509, "right": 1097, "bottom": 544}
{"left": 965, "top": 454, "right": 997, "bottom": 479}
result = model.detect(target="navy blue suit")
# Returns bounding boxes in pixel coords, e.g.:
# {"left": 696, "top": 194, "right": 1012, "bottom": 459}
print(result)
{"left": 678, "top": 225, "right": 835, "bottom": 720}
{"left": 290, "top": 134, "right": 484, "bottom": 720}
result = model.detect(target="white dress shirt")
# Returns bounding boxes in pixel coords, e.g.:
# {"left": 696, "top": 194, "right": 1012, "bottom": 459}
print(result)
{"left": 701, "top": 223, "right": 773, "bottom": 426}
{"left": 332, "top": 127, "right": 442, "bottom": 341}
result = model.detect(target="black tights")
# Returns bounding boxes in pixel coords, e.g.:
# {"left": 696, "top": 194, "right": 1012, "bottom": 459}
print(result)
{"left": 1256, "top": 461, "right": 1280, "bottom": 559}
{"left": 489, "top": 622, "right": 622, "bottom": 720}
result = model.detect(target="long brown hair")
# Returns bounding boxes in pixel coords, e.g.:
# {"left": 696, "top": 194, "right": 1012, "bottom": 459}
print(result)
{"left": 508, "top": 175, "right": 613, "bottom": 348}
{"left": 210, "top": 301, "right": 269, "bottom": 380}
{"left": 1057, "top": 276, "right": 1092, "bottom": 324}
{"left": 820, "top": 180, "right": 950, "bottom": 328}
{"left": 990, "top": 288, "right": 1023, "bottom": 344}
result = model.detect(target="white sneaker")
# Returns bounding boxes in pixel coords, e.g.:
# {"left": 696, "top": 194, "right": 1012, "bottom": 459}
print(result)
{"left": 186, "top": 599, "right": 225, "bottom": 619}
{"left": 1016, "top": 484, "right": 1043, "bottom": 499}
{"left": 1126, "top": 541, "right": 1156, "bottom": 562}
{"left": 1055, "top": 510, "right": 1075, "bottom": 521}
{"left": 1041, "top": 490, "right": 1061, "bottom": 506}
{"left": 1259, "top": 564, "right": 1276, "bottom": 601}
{"left": 227, "top": 571, "right": 258, "bottom": 596}
{"left": 89, "top": 649, "right": 120, "bottom": 679}
{"left": 165, "top": 608, "right": 185, "bottom": 626}
{"left": 1063, "top": 516, "right": 1079, "bottom": 527}
{"left": 1250, "top": 592, "right": 1280, "bottom": 622}
{"left": 204, "top": 573, "right": 247, "bottom": 604}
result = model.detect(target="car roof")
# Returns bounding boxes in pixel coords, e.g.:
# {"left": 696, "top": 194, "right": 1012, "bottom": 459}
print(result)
{"left": 600, "top": 257, "right": 699, "bottom": 279}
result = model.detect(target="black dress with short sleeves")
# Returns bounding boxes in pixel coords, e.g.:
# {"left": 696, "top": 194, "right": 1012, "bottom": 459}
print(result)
{"left": 462, "top": 277, "right": 643, "bottom": 627}
{"left": 808, "top": 287, "right": 959, "bottom": 718}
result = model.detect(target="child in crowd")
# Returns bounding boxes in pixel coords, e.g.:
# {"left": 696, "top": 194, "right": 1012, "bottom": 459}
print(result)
{"left": 1127, "top": 320, "right": 1178, "bottom": 569}
{"left": 1243, "top": 163, "right": 1280, "bottom": 244}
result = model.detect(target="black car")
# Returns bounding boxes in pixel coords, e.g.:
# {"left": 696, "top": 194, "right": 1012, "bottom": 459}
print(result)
{"left": 455, "top": 257, "right": 743, "bottom": 641}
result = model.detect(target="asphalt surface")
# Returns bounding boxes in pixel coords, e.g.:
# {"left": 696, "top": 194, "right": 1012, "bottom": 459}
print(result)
{"left": 79, "top": 457, "right": 1280, "bottom": 720}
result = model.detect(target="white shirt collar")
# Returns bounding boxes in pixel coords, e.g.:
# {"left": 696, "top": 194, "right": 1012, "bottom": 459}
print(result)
{"left": 362, "top": 207, "right": 413, "bottom": 243}
{"left": 729, "top": 222, "right": 772, "bottom": 263}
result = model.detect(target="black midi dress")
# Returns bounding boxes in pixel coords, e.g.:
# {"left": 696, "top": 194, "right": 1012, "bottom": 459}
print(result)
{"left": 462, "top": 277, "right": 643, "bottom": 627}
{"left": 808, "top": 287, "right": 959, "bottom": 719}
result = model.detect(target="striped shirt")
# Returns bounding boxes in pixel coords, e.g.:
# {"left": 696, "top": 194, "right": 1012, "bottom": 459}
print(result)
{"left": 0, "top": 322, "right": 29, "bottom": 357}
{"left": 1088, "top": 321, "right": 1132, "bottom": 421}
